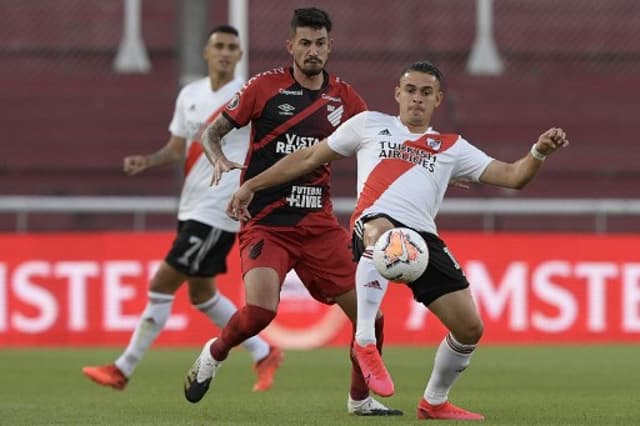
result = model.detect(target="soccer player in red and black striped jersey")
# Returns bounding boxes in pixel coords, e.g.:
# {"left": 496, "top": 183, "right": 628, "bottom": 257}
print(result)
{"left": 183, "top": 8, "right": 402, "bottom": 416}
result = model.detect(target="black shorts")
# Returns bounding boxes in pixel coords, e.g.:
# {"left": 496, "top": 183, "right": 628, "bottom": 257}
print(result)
{"left": 165, "top": 220, "right": 236, "bottom": 277}
{"left": 352, "top": 214, "right": 469, "bottom": 307}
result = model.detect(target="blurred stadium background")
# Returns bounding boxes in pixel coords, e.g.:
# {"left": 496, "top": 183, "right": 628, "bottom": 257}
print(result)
{"left": 2, "top": 0, "right": 640, "bottom": 232}
{"left": 2, "top": 1, "right": 640, "bottom": 424}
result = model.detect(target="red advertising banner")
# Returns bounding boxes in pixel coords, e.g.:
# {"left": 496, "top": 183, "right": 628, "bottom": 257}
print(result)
{"left": 1, "top": 232, "right": 639, "bottom": 347}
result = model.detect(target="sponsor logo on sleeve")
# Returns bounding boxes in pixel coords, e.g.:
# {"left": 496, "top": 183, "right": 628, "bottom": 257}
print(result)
{"left": 226, "top": 93, "right": 240, "bottom": 110}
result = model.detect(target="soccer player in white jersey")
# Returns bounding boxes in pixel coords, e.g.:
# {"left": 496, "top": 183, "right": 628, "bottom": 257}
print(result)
{"left": 82, "top": 25, "right": 282, "bottom": 393}
{"left": 226, "top": 60, "right": 569, "bottom": 420}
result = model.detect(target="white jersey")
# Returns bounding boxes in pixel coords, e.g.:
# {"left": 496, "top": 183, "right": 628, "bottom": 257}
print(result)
{"left": 169, "top": 77, "right": 249, "bottom": 232}
{"left": 327, "top": 111, "right": 493, "bottom": 235}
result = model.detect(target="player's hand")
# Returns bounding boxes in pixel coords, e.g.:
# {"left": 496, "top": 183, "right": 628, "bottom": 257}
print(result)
{"left": 226, "top": 184, "right": 254, "bottom": 223}
{"left": 211, "top": 157, "right": 246, "bottom": 186}
{"left": 123, "top": 155, "right": 148, "bottom": 175}
{"left": 535, "top": 127, "right": 569, "bottom": 156}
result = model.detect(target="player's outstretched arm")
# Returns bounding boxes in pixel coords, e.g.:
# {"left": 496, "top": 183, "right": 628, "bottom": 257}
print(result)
{"left": 226, "top": 140, "right": 344, "bottom": 222}
{"left": 201, "top": 114, "right": 245, "bottom": 186}
{"left": 479, "top": 127, "right": 569, "bottom": 189}
{"left": 123, "top": 135, "right": 185, "bottom": 176}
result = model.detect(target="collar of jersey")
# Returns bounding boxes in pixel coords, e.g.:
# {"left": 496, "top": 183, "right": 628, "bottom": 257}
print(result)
{"left": 287, "top": 66, "right": 330, "bottom": 91}
{"left": 394, "top": 116, "right": 437, "bottom": 136}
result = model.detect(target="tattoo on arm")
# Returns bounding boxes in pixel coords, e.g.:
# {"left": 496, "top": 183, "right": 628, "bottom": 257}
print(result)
{"left": 202, "top": 115, "right": 234, "bottom": 165}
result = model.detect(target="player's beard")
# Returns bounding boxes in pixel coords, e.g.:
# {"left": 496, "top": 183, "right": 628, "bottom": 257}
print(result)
{"left": 295, "top": 57, "right": 324, "bottom": 77}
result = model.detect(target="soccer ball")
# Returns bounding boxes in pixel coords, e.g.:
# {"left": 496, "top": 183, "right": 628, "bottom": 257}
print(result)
{"left": 372, "top": 227, "right": 429, "bottom": 283}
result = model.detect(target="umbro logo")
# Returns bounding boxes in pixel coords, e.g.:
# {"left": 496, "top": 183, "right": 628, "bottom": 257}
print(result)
{"left": 364, "top": 280, "right": 383, "bottom": 290}
{"left": 189, "top": 104, "right": 196, "bottom": 111}
{"left": 378, "top": 128, "right": 391, "bottom": 136}
{"left": 278, "top": 103, "right": 295, "bottom": 116}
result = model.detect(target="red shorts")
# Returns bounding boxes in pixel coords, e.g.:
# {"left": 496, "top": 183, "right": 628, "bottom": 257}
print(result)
{"left": 238, "top": 223, "right": 355, "bottom": 304}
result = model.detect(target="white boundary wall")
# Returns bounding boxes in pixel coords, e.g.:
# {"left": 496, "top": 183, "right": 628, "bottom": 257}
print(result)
{"left": 1, "top": 197, "right": 639, "bottom": 233}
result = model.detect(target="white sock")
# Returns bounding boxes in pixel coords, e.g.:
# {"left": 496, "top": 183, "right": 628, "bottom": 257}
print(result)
{"left": 424, "top": 333, "right": 476, "bottom": 405}
{"left": 115, "top": 291, "right": 174, "bottom": 377}
{"left": 196, "top": 292, "right": 270, "bottom": 362}
{"left": 355, "top": 248, "right": 389, "bottom": 346}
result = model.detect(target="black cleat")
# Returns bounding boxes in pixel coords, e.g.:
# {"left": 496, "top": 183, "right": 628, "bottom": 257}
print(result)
{"left": 184, "top": 338, "right": 221, "bottom": 403}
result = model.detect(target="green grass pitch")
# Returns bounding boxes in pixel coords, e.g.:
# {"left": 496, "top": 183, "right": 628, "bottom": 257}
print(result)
{"left": 1, "top": 345, "right": 639, "bottom": 425}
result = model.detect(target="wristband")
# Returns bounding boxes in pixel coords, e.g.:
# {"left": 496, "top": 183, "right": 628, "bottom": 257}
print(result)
{"left": 530, "top": 144, "right": 546, "bottom": 161}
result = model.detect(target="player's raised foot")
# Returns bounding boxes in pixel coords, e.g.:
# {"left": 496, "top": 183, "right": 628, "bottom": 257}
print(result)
{"left": 82, "top": 364, "right": 128, "bottom": 390}
{"left": 252, "top": 346, "right": 283, "bottom": 392}
{"left": 352, "top": 342, "right": 395, "bottom": 397}
{"left": 417, "top": 398, "right": 485, "bottom": 420}
{"left": 184, "top": 338, "right": 222, "bottom": 403}
{"left": 348, "top": 395, "right": 404, "bottom": 416}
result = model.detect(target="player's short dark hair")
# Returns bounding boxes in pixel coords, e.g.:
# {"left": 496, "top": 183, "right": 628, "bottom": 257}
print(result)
{"left": 207, "top": 25, "right": 239, "bottom": 39}
{"left": 290, "top": 7, "right": 332, "bottom": 35}
{"left": 400, "top": 61, "right": 445, "bottom": 88}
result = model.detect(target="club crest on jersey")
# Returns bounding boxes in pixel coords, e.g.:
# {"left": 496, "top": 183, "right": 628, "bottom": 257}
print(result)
{"left": 327, "top": 104, "right": 344, "bottom": 127}
{"left": 227, "top": 93, "right": 240, "bottom": 111}
{"left": 427, "top": 137, "right": 442, "bottom": 151}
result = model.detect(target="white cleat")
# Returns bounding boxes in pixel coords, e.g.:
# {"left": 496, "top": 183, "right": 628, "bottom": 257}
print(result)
{"left": 347, "top": 395, "right": 404, "bottom": 416}
{"left": 184, "top": 338, "right": 222, "bottom": 403}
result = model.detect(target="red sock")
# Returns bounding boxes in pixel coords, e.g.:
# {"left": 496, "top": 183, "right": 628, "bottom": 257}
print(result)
{"left": 210, "top": 305, "right": 275, "bottom": 361}
{"left": 349, "top": 315, "right": 385, "bottom": 400}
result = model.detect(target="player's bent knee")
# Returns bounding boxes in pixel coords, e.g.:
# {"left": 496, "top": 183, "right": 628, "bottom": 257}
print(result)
{"left": 456, "top": 321, "right": 484, "bottom": 345}
{"left": 149, "top": 276, "right": 181, "bottom": 294}
{"left": 187, "top": 288, "right": 216, "bottom": 305}
{"left": 468, "top": 321, "right": 484, "bottom": 343}
{"left": 186, "top": 278, "right": 216, "bottom": 305}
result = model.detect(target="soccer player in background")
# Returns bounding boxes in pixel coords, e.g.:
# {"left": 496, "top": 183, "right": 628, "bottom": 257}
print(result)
{"left": 82, "top": 25, "right": 282, "bottom": 393}
{"left": 225, "top": 60, "right": 569, "bottom": 420}
{"left": 183, "top": 8, "right": 402, "bottom": 416}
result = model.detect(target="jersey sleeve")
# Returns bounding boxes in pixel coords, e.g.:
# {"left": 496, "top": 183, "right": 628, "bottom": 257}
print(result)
{"left": 343, "top": 85, "right": 368, "bottom": 119}
{"left": 168, "top": 87, "right": 187, "bottom": 138}
{"left": 451, "top": 137, "right": 494, "bottom": 182}
{"left": 222, "top": 77, "right": 259, "bottom": 128}
{"left": 327, "top": 111, "right": 368, "bottom": 157}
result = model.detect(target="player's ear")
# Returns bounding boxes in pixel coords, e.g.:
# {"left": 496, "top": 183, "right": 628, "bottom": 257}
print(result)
{"left": 327, "top": 37, "right": 334, "bottom": 53}
{"left": 435, "top": 90, "right": 444, "bottom": 108}
{"left": 286, "top": 39, "right": 294, "bottom": 55}
{"left": 394, "top": 86, "right": 401, "bottom": 103}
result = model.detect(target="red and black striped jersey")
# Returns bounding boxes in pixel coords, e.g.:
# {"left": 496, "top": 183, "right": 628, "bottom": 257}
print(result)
{"left": 223, "top": 66, "right": 367, "bottom": 227}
